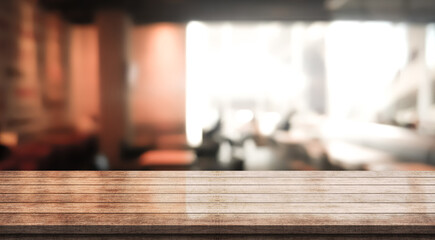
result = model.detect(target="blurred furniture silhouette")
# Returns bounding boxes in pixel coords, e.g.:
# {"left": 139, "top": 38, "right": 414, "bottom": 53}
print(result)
{"left": 139, "top": 150, "right": 196, "bottom": 170}
{"left": 0, "top": 131, "right": 98, "bottom": 170}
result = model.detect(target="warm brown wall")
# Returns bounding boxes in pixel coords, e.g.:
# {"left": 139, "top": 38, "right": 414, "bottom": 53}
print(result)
{"left": 68, "top": 25, "right": 100, "bottom": 133}
{"left": 0, "top": 1, "right": 100, "bottom": 138}
{"left": 40, "top": 12, "right": 69, "bottom": 131}
{"left": 131, "top": 23, "right": 186, "bottom": 134}
{"left": 0, "top": 0, "right": 44, "bottom": 136}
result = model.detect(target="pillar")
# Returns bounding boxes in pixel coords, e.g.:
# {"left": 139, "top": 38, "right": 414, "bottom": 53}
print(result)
{"left": 96, "top": 10, "right": 131, "bottom": 168}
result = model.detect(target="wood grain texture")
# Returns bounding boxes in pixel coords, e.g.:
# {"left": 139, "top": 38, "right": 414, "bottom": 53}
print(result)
{"left": 0, "top": 185, "right": 433, "bottom": 194}
{"left": 1, "top": 202, "right": 435, "bottom": 213}
{"left": 1, "top": 177, "right": 435, "bottom": 184}
{"left": 1, "top": 235, "right": 434, "bottom": 240}
{"left": 1, "top": 193, "right": 434, "bottom": 203}
{"left": 0, "top": 171, "right": 434, "bottom": 178}
{"left": 0, "top": 171, "right": 433, "bottom": 237}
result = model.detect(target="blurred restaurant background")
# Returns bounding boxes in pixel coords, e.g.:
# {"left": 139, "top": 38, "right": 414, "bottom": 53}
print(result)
{"left": 1, "top": 0, "right": 435, "bottom": 171}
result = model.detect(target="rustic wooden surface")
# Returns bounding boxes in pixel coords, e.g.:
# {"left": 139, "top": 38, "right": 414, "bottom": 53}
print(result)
{"left": 0, "top": 171, "right": 434, "bottom": 238}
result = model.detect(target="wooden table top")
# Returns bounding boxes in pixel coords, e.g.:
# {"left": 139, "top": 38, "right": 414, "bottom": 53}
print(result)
{"left": 0, "top": 171, "right": 434, "bottom": 237}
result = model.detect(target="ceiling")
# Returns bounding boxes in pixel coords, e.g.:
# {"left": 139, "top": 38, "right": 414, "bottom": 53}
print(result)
{"left": 39, "top": 0, "right": 435, "bottom": 24}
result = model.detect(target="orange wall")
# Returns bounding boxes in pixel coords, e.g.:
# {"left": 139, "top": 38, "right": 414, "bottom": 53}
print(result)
{"left": 69, "top": 25, "right": 100, "bottom": 133}
{"left": 0, "top": 0, "right": 44, "bottom": 135}
{"left": 131, "top": 23, "right": 186, "bottom": 133}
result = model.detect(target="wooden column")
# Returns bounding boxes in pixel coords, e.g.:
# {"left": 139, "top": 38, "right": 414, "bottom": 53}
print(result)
{"left": 96, "top": 11, "right": 131, "bottom": 168}
{"left": 68, "top": 25, "right": 99, "bottom": 133}
{"left": 41, "top": 12, "right": 70, "bottom": 131}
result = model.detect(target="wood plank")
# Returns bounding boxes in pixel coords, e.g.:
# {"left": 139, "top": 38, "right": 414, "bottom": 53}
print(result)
{"left": 0, "top": 171, "right": 434, "bottom": 236}
{"left": 0, "top": 202, "right": 434, "bottom": 214}
{"left": 0, "top": 214, "right": 434, "bottom": 234}
{"left": 1, "top": 234, "right": 434, "bottom": 240}
{"left": 1, "top": 177, "right": 435, "bottom": 185}
{"left": 0, "top": 185, "right": 433, "bottom": 194}
{"left": 1, "top": 213, "right": 435, "bottom": 227}
{"left": 2, "top": 234, "right": 435, "bottom": 240}
{"left": 0, "top": 171, "right": 434, "bottom": 178}
{"left": 1, "top": 193, "right": 434, "bottom": 203}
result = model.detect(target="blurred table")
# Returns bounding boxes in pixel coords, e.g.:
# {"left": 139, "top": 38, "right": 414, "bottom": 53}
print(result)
{"left": 139, "top": 150, "right": 196, "bottom": 170}
{"left": 0, "top": 171, "right": 434, "bottom": 239}
{"left": 325, "top": 141, "right": 397, "bottom": 170}
{"left": 366, "top": 162, "right": 435, "bottom": 171}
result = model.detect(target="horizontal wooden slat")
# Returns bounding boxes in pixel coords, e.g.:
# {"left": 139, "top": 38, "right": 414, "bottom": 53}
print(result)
{"left": 0, "top": 202, "right": 434, "bottom": 213}
{"left": 1, "top": 177, "right": 434, "bottom": 185}
{"left": 1, "top": 193, "right": 434, "bottom": 203}
{"left": 0, "top": 214, "right": 434, "bottom": 234}
{"left": 1, "top": 213, "right": 435, "bottom": 226}
{"left": 0, "top": 185, "right": 433, "bottom": 194}
{"left": 0, "top": 171, "right": 434, "bottom": 178}
{"left": 2, "top": 234, "right": 434, "bottom": 240}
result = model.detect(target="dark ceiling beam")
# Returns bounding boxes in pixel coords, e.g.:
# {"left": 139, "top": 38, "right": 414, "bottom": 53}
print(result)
{"left": 39, "top": 0, "right": 329, "bottom": 24}
{"left": 39, "top": 0, "right": 435, "bottom": 24}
